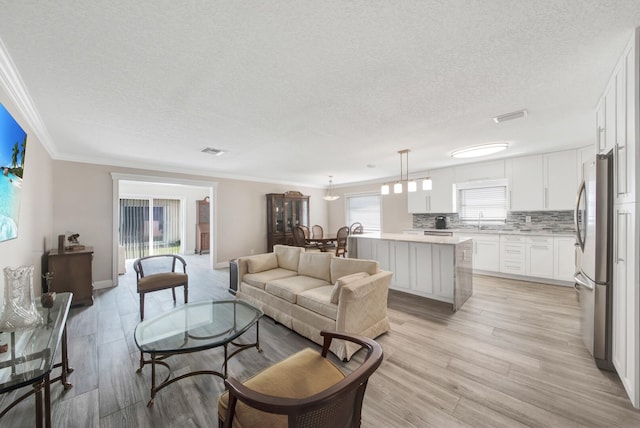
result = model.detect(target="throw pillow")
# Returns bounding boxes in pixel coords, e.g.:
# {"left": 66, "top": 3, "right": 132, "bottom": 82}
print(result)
{"left": 247, "top": 253, "right": 279, "bottom": 274}
{"left": 297, "top": 252, "right": 333, "bottom": 282}
{"left": 274, "top": 245, "right": 303, "bottom": 271}
{"left": 330, "top": 272, "right": 370, "bottom": 304}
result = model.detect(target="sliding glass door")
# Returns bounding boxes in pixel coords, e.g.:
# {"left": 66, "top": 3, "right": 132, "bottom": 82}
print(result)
{"left": 119, "top": 198, "right": 182, "bottom": 259}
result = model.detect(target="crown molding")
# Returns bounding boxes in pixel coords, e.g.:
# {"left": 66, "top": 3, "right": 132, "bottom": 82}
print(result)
{"left": 0, "top": 36, "right": 56, "bottom": 157}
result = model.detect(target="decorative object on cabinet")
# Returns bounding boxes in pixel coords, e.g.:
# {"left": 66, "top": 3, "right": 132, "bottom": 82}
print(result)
{"left": 0, "top": 265, "right": 42, "bottom": 330}
{"left": 380, "top": 149, "right": 431, "bottom": 195}
{"left": 46, "top": 247, "right": 94, "bottom": 306}
{"left": 266, "top": 191, "right": 310, "bottom": 251}
{"left": 195, "top": 197, "right": 210, "bottom": 254}
{"left": 323, "top": 175, "right": 340, "bottom": 201}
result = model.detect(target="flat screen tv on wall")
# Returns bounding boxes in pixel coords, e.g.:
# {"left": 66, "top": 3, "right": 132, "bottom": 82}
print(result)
{"left": 0, "top": 102, "right": 27, "bottom": 242}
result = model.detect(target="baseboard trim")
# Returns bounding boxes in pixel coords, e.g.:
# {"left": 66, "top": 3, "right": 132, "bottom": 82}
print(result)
{"left": 94, "top": 279, "right": 114, "bottom": 290}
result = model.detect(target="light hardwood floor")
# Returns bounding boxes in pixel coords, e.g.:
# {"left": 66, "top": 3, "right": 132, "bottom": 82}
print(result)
{"left": 2, "top": 254, "right": 640, "bottom": 427}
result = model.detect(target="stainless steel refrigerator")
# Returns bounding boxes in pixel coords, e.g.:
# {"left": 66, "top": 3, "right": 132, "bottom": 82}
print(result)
{"left": 574, "top": 152, "right": 614, "bottom": 370}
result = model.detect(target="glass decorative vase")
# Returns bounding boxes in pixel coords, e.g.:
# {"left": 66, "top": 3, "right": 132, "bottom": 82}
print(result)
{"left": 0, "top": 265, "right": 43, "bottom": 331}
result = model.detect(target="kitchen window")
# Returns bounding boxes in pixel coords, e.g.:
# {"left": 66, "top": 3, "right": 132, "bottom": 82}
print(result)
{"left": 457, "top": 179, "right": 508, "bottom": 223}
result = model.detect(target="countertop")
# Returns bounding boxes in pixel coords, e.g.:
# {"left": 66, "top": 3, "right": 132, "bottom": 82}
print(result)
{"left": 404, "top": 228, "right": 575, "bottom": 238}
{"left": 351, "top": 232, "right": 472, "bottom": 245}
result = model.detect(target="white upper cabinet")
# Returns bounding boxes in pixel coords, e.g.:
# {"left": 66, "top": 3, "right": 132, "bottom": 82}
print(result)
{"left": 544, "top": 150, "right": 578, "bottom": 210}
{"left": 453, "top": 160, "right": 505, "bottom": 183}
{"left": 407, "top": 167, "right": 454, "bottom": 213}
{"left": 506, "top": 155, "right": 544, "bottom": 211}
{"left": 614, "top": 37, "right": 637, "bottom": 204}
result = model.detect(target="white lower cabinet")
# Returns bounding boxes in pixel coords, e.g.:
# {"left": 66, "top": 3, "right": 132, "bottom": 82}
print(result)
{"left": 460, "top": 233, "right": 500, "bottom": 271}
{"left": 554, "top": 237, "right": 576, "bottom": 281}
{"left": 526, "top": 236, "right": 554, "bottom": 279}
{"left": 613, "top": 203, "right": 639, "bottom": 407}
{"left": 500, "top": 235, "right": 526, "bottom": 275}
{"left": 408, "top": 243, "right": 454, "bottom": 300}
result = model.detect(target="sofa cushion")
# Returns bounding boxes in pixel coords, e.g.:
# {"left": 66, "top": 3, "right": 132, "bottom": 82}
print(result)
{"left": 246, "top": 253, "right": 279, "bottom": 274}
{"left": 330, "top": 272, "right": 370, "bottom": 304}
{"left": 330, "top": 257, "right": 379, "bottom": 284}
{"left": 266, "top": 276, "right": 331, "bottom": 304}
{"left": 297, "top": 286, "right": 337, "bottom": 320}
{"left": 298, "top": 252, "right": 333, "bottom": 282}
{"left": 243, "top": 268, "right": 297, "bottom": 290}
{"left": 274, "top": 245, "right": 303, "bottom": 271}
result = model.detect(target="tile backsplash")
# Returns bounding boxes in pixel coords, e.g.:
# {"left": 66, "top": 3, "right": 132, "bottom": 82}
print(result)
{"left": 413, "top": 211, "right": 575, "bottom": 233}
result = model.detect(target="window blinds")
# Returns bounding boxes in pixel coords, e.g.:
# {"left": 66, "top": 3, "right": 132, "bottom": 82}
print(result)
{"left": 458, "top": 185, "right": 507, "bottom": 221}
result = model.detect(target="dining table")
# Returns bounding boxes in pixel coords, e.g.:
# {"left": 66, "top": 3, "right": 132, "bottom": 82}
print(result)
{"left": 305, "top": 235, "right": 337, "bottom": 252}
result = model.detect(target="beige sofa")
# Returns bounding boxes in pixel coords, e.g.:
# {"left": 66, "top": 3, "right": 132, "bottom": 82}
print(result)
{"left": 234, "top": 245, "right": 392, "bottom": 360}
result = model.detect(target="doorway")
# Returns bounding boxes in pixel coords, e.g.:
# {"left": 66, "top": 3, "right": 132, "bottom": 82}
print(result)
{"left": 111, "top": 173, "right": 216, "bottom": 287}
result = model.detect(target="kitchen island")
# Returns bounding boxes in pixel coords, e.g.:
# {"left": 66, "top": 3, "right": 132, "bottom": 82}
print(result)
{"left": 349, "top": 233, "right": 473, "bottom": 311}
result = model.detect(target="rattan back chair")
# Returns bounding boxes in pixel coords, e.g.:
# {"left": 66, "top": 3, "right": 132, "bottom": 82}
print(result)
{"left": 218, "top": 331, "right": 383, "bottom": 428}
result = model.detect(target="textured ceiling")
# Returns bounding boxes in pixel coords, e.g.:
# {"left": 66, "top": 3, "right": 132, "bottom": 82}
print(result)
{"left": 1, "top": 1, "right": 639, "bottom": 188}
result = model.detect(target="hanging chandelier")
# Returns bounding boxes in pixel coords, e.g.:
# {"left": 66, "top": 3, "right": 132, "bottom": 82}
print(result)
{"left": 381, "top": 149, "right": 432, "bottom": 195}
{"left": 323, "top": 176, "right": 340, "bottom": 201}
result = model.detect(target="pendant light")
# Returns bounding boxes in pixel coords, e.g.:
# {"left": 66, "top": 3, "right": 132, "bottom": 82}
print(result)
{"left": 380, "top": 149, "right": 432, "bottom": 195}
{"left": 323, "top": 176, "right": 340, "bottom": 201}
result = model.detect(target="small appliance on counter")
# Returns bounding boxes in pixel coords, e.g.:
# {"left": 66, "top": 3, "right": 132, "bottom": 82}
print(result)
{"left": 435, "top": 216, "right": 447, "bottom": 229}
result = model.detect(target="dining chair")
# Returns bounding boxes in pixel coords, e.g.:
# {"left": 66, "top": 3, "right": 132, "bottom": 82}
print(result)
{"left": 311, "top": 224, "right": 323, "bottom": 239}
{"left": 293, "top": 226, "right": 320, "bottom": 251}
{"left": 350, "top": 222, "right": 364, "bottom": 235}
{"left": 217, "top": 330, "right": 383, "bottom": 428}
{"left": 300, "top": 225, "right": 310, "bottom": 239}
{"left": 335, "top": 226, "right": 350, "bottom": 257}
{"left": 133, "top": 254, "right": 188, "bottom": 320}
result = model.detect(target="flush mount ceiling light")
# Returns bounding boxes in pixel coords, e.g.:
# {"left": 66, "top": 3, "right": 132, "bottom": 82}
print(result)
{"left": 323, "top": 176, "right": 340, "bottom": 201}
{"left": 201, "top": 147, "right": 225, "bottom": 156}
{"left": 451, "top": 142, "right": 510, "bottom": 159}
{"left": 492, "top": 109, "right": 528, "bottom": 123}
{"left": 380, "top": 149, "right": 432, "bottom": 195}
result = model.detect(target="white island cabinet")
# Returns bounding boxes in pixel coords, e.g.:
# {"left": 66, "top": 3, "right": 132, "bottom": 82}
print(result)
{"left": 349, "top": 233, "right": 473, "bottom": 311}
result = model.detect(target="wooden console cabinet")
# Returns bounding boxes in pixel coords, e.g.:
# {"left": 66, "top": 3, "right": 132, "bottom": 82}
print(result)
{"left": 195, "top": 198, "right": 210, "bottom": 254}
{"left": 46, "top": 247, "right": 94, "bottom": 306}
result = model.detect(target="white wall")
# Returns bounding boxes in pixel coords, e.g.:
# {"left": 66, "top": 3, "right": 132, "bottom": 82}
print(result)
{"left": 0, "top": 94, "right": 54, "bottom": 304}
{"left": 52, "top": 160, "right": 329, "bottom": 286}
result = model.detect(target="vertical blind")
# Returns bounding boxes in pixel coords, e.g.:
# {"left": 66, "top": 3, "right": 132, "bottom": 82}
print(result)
{"left": 119, "top": 198, "right": 182, "bottom": 259}
{"left": 346, "top": 194, "right": 381, "bottom": 232}
{"left": 458, "top": 185, "right": 507, "bottom": 220}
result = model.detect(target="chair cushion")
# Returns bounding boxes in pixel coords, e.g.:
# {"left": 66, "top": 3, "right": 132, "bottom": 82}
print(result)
{"left": 274, "top": 245, "right": 303, "bottom": 271}
{"left": 297, "top": 252, "right": 333, "bottom": 282}
{"left": 243, "top": 268, "right": 297, "bottom": 290}
{"left": 265, "top": 276, "right": 331, "bottom": 304}
{"left": 330, "top": 272, "right": 370, "bottom": 304}
{"left": 137, "top": 272, "right": 188, "bottom": 293}
{"left": 247, "top": 253, "right": 279, "bottom": 274}
{"left": 218, "top": 348, "right": 345, "bottom": 428}
{"left": 330, "top": 257, "right": 378, "bottom": 284}
{"left": 297, "top": 286, "right": 338, "bottom": 320}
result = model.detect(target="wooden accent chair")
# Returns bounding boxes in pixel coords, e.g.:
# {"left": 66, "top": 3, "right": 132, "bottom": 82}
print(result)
{"left": 311, "top": 224, "right": 323, "bottom": 239}
{"left": 300, "top": 225, "right": 310, "bottom": 239}
{"left": 335, "top": 226, "right": 350, "bottom": 257}
{"left": 350, "top": 222, "right": 364, "bottom": 235}
{"left": 133, "top": 254, "right": 188, "bottom": 320}
{"left": 217, "top": 331, "right": 383, "bottom": 428}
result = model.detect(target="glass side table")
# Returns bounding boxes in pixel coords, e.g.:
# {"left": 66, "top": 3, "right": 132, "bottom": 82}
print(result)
{"left": 0, "top": 292, "right": 73, "bottom": 428}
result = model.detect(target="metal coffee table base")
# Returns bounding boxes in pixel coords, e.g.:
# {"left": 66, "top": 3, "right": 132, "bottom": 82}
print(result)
{"left": 137, "top": 321, "right": 261, "bottom": 407}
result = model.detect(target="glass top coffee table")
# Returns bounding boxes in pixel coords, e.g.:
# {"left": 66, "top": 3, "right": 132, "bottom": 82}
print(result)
{"left": 134, "top": 299, "right": 263, "bottom": 406}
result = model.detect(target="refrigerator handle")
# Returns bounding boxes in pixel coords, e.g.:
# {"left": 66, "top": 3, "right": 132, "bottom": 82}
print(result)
{"left": 574, "top": 180, "right": 586, "bottom": 251}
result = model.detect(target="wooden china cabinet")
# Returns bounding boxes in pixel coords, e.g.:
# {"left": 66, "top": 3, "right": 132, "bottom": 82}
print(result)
{"left": 266, "top": 191, "right": 310, "bottom": 251}
{"left": 195, "top": 198, "right": 210, "bottom": 254}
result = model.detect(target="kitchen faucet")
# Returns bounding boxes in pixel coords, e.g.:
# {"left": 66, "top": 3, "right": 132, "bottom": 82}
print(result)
{"left": 478, "top": 212, "right": 483, "bottom": 230}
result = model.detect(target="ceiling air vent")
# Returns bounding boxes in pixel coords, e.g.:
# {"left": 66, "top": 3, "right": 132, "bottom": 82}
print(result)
{"left": 202, "top": 147, "right": 225, "bottom": 156}
{"left": 493, "top": 109, "right": 528, "bottom": 123}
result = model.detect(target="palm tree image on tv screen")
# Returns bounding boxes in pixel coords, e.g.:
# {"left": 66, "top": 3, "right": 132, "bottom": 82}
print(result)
{"left": 0, "top": 102, "right": 28, "bottom": 242}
